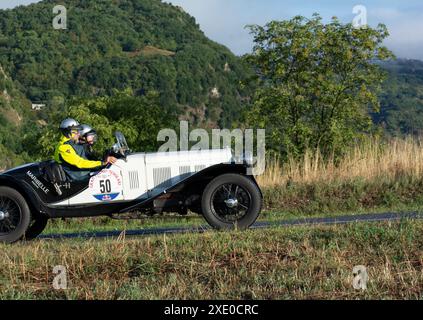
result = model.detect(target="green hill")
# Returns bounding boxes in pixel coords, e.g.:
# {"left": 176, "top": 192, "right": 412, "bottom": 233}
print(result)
{"left": 1, "top": 1, "right": 423, "bottom": 169}
{"left": 375, "top": 59, "right": 423, "bottom": 136}
{"left": 0, "top": 0, "right": 253, "bottom": 128}
{"left": 0, "top": 63, "right": 39, "bottom": 169}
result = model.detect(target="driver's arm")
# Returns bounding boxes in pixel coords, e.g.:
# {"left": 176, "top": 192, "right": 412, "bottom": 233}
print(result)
{"left": 59, "top": 144, "right": 104, "bottom": 169}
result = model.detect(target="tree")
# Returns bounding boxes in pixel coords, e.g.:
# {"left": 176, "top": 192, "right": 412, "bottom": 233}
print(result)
{"left": 38, "top": 90, "right": 178, "bottom": 160}
{"left": 246, "top": 14, "right": 394, "bottom": 159}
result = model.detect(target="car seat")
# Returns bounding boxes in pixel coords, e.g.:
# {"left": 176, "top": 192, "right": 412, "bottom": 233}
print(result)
{"left": 40, "top": 161, "right": 67, "bottom": 196}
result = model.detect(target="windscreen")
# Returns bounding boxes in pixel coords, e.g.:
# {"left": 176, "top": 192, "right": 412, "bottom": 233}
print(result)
{"left": 115, "top": 131, "right": 130, "bottom": 154}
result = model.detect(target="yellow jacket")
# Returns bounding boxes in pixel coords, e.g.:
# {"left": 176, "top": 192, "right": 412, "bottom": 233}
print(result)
{"left": 54, "top": 135, "right": 102, "bottom": 169}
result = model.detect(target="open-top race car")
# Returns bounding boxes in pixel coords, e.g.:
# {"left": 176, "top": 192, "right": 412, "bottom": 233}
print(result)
{"left": 0, "top": 132, "right": 263, "bottom": 243}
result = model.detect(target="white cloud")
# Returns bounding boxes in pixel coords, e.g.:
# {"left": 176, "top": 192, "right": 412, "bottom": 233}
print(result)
{"left": 0, "top": 0, "right": 40, "bottom": 9}
{"left": 369, "top": 7, "right": 423, "bottom": 59}
{"left": 171, "top": 0, "right": 298, "bottom": 54}
{"left": 173, "top": 1, "right": 423, "bottom": 59}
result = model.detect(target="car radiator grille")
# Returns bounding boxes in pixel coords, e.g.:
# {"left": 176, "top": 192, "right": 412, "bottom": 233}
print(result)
{"left": 179, "top": 166, "right": 191, "bottom": 180}
{"left": 153, "top": 167, "right": 172, "bottom": 188}
{"left": 129, "top": 171, "right": 140, "bottom": 190}
{"left": 195, "top": 165, "right": 206, "bottom": 172}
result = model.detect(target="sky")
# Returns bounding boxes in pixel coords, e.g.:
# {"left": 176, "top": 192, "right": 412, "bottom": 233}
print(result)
{"left": 1, "top": 0, "right": 423, "bottom": 59}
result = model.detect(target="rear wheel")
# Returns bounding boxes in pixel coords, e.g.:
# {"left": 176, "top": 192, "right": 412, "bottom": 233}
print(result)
{"left": 25, "top": 216, "right": 48, "bottom": 240}
{"left": 0, "top": 186, "right": 31, "bottom": 243}
{"left": 201, "top": 174, "right": 262, "bottom": 230}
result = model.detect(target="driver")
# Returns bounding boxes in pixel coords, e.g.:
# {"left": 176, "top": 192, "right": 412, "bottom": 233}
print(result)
{"left": 54, "top": 118, "right": 117, "bottom": 181}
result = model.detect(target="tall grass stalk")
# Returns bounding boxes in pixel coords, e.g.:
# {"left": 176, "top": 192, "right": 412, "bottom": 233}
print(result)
{"left": 257, "top": 137, "right": 423, "bottom": 188}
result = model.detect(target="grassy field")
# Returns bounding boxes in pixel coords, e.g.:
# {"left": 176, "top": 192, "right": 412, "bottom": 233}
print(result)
{"left": 0, "top": 220, "right": 421, "bottom": 299}
{"left": 1, "top": 137, "right": 423, "bottom": 300}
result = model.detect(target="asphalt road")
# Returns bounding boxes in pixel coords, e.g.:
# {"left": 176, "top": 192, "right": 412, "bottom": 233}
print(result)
{"left": 38, "top": 211, "right": 423, "bottom": 240}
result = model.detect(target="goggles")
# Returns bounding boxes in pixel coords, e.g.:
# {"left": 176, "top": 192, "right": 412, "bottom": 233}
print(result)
{"left": 87, "top": 133, "right": 98, "bottom": 143}
{"left": 70, "top": 129, "right": 80, "bottom": 136}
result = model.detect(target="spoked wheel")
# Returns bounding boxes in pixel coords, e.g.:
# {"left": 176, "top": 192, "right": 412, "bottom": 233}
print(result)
{"left": 201, "top": 174, "right": 262, "bottom": 230}
{"left": 0, "top": 187, "right": 31, "bottom": 243}
{"left": 211, "top": 184, "right": 251, "bottom": 222}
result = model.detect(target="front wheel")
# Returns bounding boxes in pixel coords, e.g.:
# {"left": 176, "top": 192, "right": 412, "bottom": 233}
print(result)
{"left": 201, "top": 174, "right": 262, "bottom": 230}
{"left": 0, "top": 186, "right": 31, "bottom": 243}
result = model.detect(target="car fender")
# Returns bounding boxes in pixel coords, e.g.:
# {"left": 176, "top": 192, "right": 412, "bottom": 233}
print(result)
{"left": 174, "top": 163, "right": 261, "bottom": 193}
{"left": 0, "top": 174, "right": 47, "bottom": 217}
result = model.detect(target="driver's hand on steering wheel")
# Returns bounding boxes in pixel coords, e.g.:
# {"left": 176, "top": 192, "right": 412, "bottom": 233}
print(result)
{"left": 104, "top": 156, "right": 118, "bottom": 165}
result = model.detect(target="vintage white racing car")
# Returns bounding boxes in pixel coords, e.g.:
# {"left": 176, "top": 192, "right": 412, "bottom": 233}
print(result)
{"left": 0, "top": 132, "right": 263, "bottom": 243}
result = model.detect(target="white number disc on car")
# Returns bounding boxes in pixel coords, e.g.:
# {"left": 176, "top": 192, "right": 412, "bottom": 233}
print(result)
{"left": 89, "top": 169, "right": 122, "bottom": 201}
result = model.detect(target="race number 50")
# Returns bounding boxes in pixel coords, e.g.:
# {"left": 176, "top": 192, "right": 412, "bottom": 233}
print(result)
{"left": 99, "top": 180, "right": 112, "bottom": 193}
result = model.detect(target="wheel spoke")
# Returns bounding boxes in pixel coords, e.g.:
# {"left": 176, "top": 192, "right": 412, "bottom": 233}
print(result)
{"left": 0, "top": 196, "right": 21, "bottom": 235}
{"left": 238, "top": 203, "right": 249, "bottom": 210}
{"left": 210, "top": 183, "right": 251, "bottom": 223}
{"left": 222, "top": 184, "right": 232, "bottom": 198}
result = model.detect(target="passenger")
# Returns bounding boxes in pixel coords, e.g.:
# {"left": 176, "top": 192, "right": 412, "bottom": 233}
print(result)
{"left": 78, "top": 124, "right": 98, "bottom": 160}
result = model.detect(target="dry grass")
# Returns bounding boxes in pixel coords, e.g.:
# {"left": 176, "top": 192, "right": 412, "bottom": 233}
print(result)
{"left": 0, "top": 221, "right": 421, "bottom": 300}
{"left": 257, "top": 137, "right": 423, "bottom": 188}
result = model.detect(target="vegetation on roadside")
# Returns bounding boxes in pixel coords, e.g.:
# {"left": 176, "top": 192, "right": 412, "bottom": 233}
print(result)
{"left": 0, "top": 221, "right": 421, "bottom": 299}
{"left": 258, "top": 137, "right": 423, "bottom": 214}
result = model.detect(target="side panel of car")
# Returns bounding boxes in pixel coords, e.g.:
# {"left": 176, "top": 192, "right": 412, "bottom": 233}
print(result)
{"left": 143, "top": 148, "right": 233, "bottom": 198}
{"left": 1, "top": 163, "right": 87, "bottom": 205}
{"left": 120, "top": 153, "right": 149, "bottom": 201}
{"left": 62, "top": 164, "right": 126, "bottom": 205}
{"left": 0, "top": 174, "right": 43, "bottom": 213}
{"left": 118, "top": 163, "right": 255, "bottom": 213}
{"left": 54, "top": 149, "right": 233, "bottom": 206}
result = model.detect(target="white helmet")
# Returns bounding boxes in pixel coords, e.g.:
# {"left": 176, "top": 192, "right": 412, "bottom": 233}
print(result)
{"left": 59, "top": 118, "right": 81, "bottom": 137}
{"left": 79, "top": 124, "right": 94, "bottom": 137}
{"left": 79, "top": 124, "right": 98, "bottom": 144}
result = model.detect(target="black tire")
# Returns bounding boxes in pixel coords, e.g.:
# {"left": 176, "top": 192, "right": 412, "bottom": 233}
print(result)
{"left": 201, "top": 174, "right": 262, "bottom": 230}
{"left": 0, "top": 186, "right": 31, "bottom": 243}
{"left": 24, "top": 216, "right": 48, "bottom": 240}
